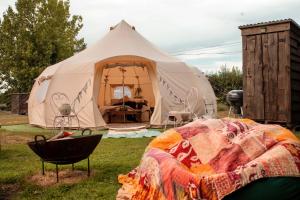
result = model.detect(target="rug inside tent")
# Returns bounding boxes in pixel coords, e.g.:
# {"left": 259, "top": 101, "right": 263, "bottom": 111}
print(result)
{"left": 117, "top": 118, "right": 300, "bottom": 200}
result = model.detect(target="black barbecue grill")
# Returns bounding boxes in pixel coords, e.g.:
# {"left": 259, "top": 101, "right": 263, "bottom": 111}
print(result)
{"left": 226, "top": 90, "right": 243, "bottom": 117}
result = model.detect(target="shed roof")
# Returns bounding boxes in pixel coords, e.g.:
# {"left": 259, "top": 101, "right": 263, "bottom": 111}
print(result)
{"left": 239, "top": 18, "right": 300, "bottom": 29}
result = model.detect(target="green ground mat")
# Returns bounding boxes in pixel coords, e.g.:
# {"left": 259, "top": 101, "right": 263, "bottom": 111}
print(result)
{"left": 224, "top": 177, "right": 300, "bottom": 200}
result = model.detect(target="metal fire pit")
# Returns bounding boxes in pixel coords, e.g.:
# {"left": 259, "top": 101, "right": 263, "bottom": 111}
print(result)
{"left": 27, "top": 129, "right": 102, "bottom": 182}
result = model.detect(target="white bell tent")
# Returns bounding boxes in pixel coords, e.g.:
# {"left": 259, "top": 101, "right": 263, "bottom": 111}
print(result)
{"left": 28, "top": 20, "right": 217, "bottom": 128}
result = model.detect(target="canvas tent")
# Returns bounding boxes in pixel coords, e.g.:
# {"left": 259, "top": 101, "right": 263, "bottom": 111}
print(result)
{"left": 28, "top": 20, "right": 217, "bottom": 128}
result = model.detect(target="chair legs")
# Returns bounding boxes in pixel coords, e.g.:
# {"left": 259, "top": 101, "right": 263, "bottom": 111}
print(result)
{"left": 164, "top": 114, "right": 179, "bottom": 131}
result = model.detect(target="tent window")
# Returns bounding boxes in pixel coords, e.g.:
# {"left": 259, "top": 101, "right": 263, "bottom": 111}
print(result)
{"left": 36, "top": 79, "right": 50, "bottom": 103}
{"left": 113, "top": 86, "right": 132, "bottom": 99}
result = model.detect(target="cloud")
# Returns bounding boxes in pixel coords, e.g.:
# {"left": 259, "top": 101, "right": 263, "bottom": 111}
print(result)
{"left": 182, "top": 54, "right": 242, "bottom": 73}
{"left": 1, "top": 0, "right": 300, "bottom": 70}
{"left": 0, "top": 0, "right": 14, "bottom": 15}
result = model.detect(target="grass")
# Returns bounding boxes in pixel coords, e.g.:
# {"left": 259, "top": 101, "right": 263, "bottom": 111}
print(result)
{"left": 0, "top": 111, "right": 154, "bottom": 199}
{"left": 0, "top": 134, "right": 152, "bottom": 199}
{"left": 217, "top": 102, "right": 229, "bottom": 112}
{"left": 217, "top": 102, "right": 229, "bottom": 118}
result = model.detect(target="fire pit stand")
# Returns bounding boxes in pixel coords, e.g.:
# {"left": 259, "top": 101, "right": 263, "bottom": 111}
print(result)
{"left": 40, "top": 156, "right": 91, "bottom": 182}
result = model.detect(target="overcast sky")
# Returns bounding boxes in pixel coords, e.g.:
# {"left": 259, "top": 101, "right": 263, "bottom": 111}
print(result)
{"left": 1, "top": 0, "right": 300, "bottom": 72}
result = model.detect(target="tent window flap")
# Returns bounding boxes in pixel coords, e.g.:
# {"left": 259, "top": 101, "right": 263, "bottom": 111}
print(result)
{"left": 36, "top": 80, "right": 50, "bottom": 103}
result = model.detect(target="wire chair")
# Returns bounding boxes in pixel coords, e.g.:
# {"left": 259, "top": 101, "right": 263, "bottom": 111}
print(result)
{"left": 51, "top": 92, "right": 80, "bottom": 130}
{"left": 164, "top": 87, "right": 199, "bottom": 130}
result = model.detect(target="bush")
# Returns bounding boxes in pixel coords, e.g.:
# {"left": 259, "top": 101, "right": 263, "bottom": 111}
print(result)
{"left": 207, "top": 66, "right": 242, "bottom": 103}
{"left": 0, "top": 91, "right": 11, "bottom": 111}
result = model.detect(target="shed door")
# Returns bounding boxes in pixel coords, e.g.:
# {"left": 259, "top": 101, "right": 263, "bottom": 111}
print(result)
{"left": 243, "top": 35, "right": 264, "bottom": 120}
{"left": 262, "top": 32, "right": 290, "bottom": 122}
{"left": 243, "top": 32, "right": 290, "bottom": 122}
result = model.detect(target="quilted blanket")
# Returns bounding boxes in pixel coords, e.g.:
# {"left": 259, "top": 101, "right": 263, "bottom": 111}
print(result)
{"left": 117, "top": 118, "right": 300, "bottom": 200}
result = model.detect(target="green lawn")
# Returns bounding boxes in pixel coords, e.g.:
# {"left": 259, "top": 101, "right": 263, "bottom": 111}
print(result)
{"left": 0, "top": 125, "right": 153, "bottom": 200}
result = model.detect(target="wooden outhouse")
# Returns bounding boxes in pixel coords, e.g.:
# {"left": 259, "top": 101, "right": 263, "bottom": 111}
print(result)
{"left": 239, "top": 19, "right": 300, "bottom": 127}
{"left": 11, "top": 93, "right": 29, "bottom": 115}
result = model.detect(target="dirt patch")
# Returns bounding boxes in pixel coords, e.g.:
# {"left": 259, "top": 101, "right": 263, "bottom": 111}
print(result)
{"left": 27, "top": 169, "right": 93, "bottom": 187}
{"left": 1, "top": 135, "right": 31, "bottom": 145}
{"left": 0, "top": 183, "right": 20, "bottom": 200}
{"left": 0, "top": 111, "right": 28, "bottom": 126}
{"left": 217, "top": 110, "right": 228, "bottom": 118}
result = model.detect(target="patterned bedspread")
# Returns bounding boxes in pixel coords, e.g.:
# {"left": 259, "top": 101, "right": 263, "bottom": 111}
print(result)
{"left": 117, "top": 118, "right": 300, "bottom": 200}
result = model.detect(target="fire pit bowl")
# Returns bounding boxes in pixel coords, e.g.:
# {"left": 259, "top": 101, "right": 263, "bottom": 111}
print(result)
{"left": 27, "top": 129, "right": 102, "bottom": 182}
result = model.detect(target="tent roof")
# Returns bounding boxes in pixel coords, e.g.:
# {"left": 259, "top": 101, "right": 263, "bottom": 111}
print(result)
{"left": 44, "top": 20, "right": 182, "bottom": 75}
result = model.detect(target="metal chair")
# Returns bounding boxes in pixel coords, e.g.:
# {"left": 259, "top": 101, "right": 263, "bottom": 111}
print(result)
{"left": 51, "top": 92, "right": 80, "bottom": 130}
{"left": 164, "top": 111, "right": 192, "bottom": 130}
{"left": 164, "top": 87, "right": 198, "bottom": 130}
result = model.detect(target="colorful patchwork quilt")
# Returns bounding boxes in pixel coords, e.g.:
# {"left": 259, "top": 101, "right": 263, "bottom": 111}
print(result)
{"left": 117, "top": 118, "right": 300, "bottom": 200}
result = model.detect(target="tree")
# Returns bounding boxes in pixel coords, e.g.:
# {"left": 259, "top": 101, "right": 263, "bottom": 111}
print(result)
{"left": 0, "top": 0, "right": 86, "bottom": 93}
{"left": 207, "top": 66, "right": 243, "bottom": 103}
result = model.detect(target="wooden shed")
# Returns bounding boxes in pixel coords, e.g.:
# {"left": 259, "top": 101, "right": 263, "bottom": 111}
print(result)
{"left": 11, "top": 93, "right": 29, "bottom": 115}
{"left": 239, "top": 19, "right": 300, "bottom": 127}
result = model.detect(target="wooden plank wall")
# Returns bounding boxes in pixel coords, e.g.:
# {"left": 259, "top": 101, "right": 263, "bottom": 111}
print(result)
{"left": 261, "top": 31, "right": 290, "bottom": 122}
{"left": 290, "top": 23, "right": 300, "bottom": 123}
{"left": 264, "top": 32, "right": 279, "bottom": 121}
{"left": 242, "top": 25, "right": 291, "bottom": 123}
{"left": 243, "top": 35, "right": 264, "bottom": 120}
{"left": 277, "top": 32, "right": 291, "bottom": 122}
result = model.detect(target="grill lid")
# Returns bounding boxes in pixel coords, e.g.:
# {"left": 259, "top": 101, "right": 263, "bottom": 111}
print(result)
{"left": 226, "top": 90, "right": 243, "bottom": 106}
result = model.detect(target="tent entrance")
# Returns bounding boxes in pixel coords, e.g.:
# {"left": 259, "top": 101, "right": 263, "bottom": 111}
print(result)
{"left": 97, "top": 60, "right": 155, "bottom": 124}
